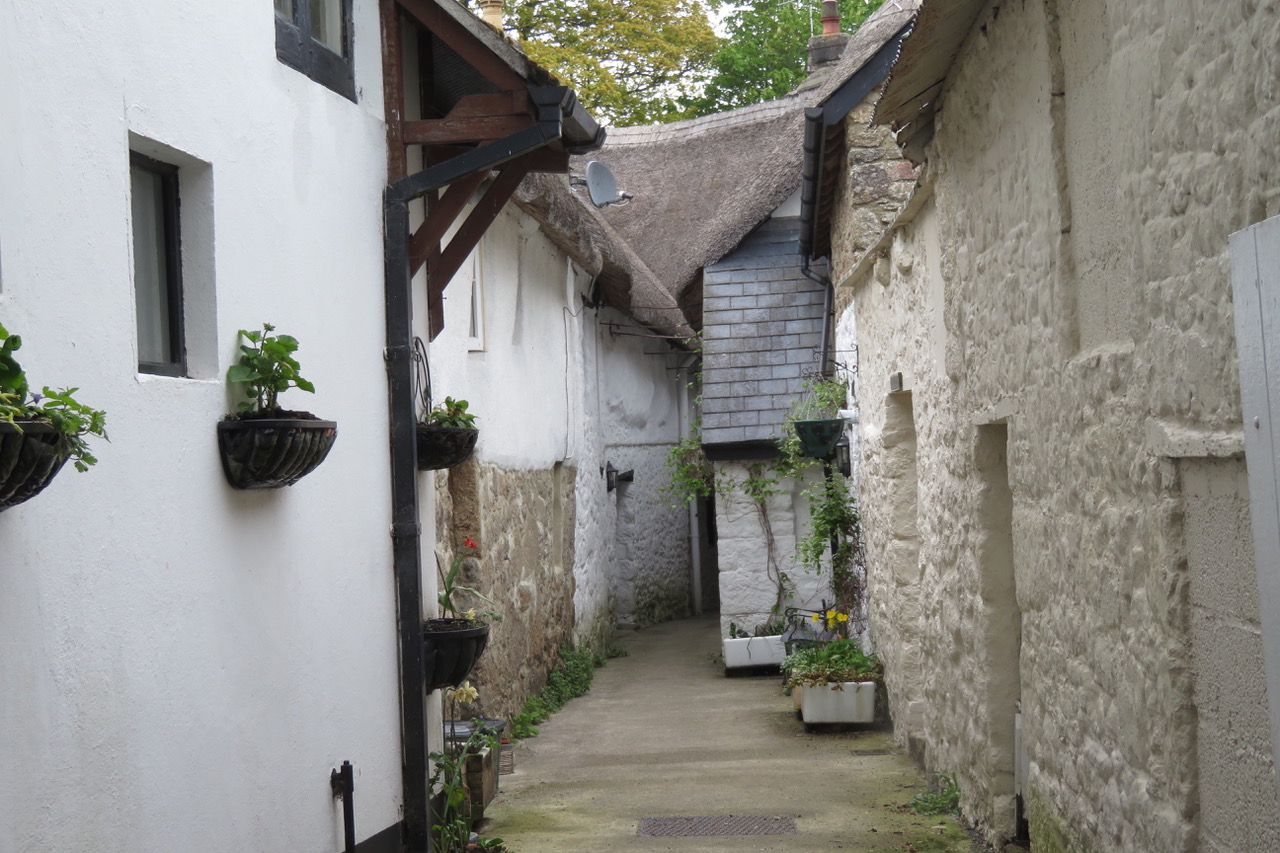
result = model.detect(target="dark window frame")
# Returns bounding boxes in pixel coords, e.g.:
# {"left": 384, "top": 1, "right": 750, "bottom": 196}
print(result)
{"left": 275, "top": 0, "right": 357, "bottom": 102}
{"left": 130, "top": 152, "right": 187, "bottom": 378}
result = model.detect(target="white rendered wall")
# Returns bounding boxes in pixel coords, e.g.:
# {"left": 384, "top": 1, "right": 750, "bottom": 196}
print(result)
{"left": 0, "top": 3, "right": 405, "bottom": 852}
{"left": 596, "top": 306, "right": 690, "bottom": 627}
{"left": 425, "top": 211, "right": 689, "bottom": 641}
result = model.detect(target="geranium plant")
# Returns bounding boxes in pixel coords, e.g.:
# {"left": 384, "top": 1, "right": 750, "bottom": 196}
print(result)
{"left": 226, "top": 323, "right": 315, "bottom": 415}
{"left": 1, "top": 321, "right": 107, "bottom": 471}
{"left": 424, "top": 397, "right": 477, "bottom": 429}
{"left": 437, "top": 535, "right": 502, "bottom": 626}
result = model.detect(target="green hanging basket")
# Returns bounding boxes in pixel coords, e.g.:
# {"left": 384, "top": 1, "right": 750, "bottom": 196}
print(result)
{"left": 793, "top": 418, "right": 845, "bottom": 459}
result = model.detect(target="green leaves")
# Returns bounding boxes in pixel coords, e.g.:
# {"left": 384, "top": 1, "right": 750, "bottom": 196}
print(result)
{"left": 0, "top": 321, "right": 107, "bottom": 471}
{"left": 783, "top": 637, "right": 882, "bottom": 687}
{"left": 425, "top": 396, "right": 477, "bottom": 429}
{"left": 0, "top": 322, "right": 29, "bottom": 400}
{"left": 227, "top": 323, "right": 315, "bottom": 414}
{"left": 693, "top": 0, "right": 886, "bottom": 116}
{"left": 474, "top": 0, "right": 720, "bottom": 126}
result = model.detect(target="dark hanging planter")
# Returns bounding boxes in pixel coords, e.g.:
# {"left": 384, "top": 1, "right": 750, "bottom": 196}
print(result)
{"left": 217, "top": 417, "right": 338, "bottom": 490}
{"left": 423, "top": 618, "right": 490, "bottom": 692}
{"left": 415, "top": 425, "right": 478, "bottom": 471}
{"left": 794, "top": 418, "right": 845, "bottom": 459}
{"left": 0, "top": 421, "right": 71, "bottom": 512}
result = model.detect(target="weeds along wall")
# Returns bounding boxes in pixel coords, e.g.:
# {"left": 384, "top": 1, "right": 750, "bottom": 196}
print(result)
{"left": 836, "top": 0, "right": 1280, "bottom": 849}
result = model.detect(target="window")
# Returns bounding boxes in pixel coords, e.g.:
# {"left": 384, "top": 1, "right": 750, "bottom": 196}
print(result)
{"left": 467, "top": 247, "right": 485, "bottom": 352}
{"left": 275, "top": 0, "right": 356, "bottom": 102}
{"left": 130, "top": 153, "right": 185, "bottom": 376}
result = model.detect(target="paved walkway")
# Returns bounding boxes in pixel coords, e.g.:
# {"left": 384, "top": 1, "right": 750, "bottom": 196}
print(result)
{"left": 482, "top": 616, "right": 972, "bottom": 852}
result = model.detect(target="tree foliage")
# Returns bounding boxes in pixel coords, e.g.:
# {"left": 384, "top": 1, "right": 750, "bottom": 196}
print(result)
{"left": 691, "top": 0, "right": 885, "bottom": 116}
{"left": 467, "top": 0, "right": 720, "bottom": 126}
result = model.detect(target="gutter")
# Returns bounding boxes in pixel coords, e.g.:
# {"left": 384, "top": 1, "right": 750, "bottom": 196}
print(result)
{"left": 382, "top": 86, "right": 602, "bottom": 853}
{"left": 798, "top": 23, "right": 914, "bottom": 261}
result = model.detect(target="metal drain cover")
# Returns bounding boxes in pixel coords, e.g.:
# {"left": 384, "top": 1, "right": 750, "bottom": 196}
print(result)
{"left": 636, "top": 815, "right": 797, "bottom": 837}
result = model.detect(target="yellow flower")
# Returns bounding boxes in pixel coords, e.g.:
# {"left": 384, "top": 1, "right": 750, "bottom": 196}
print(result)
{"left": 837, "top": 613, "right": 849, "bottom": 623}
{"left": 811, "top": 613, "right": 822, "bottom": 622}
{"left": 464, "top": 608, "right": 477, "bottom": 621}
{"left": 826, "top": 610, "right": 837, "bottom": 621}
{"left": 446, "top": 680, "right": 479, "bottom": 703}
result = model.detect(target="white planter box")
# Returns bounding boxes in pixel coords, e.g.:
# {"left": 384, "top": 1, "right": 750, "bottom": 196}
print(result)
{"left": 722, "top": 635, "right": 786, "bottom": 668}
{"left": 800, "top": 682, "right": 877, "bottom": 723}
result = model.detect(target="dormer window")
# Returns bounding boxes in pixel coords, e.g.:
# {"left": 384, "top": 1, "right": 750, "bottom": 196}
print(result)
{"left": 274, "top": 0, "right": 356, "bottom": 102}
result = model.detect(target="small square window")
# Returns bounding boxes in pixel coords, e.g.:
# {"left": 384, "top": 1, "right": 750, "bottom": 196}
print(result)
{"left": 467, "top": 248, "right": 486, "bottom": 352}
{"left": 130, "top": 153, "right": 186, "bottom": 376}
{"left": 275, "top": 0, "right": 356, "bottom": 102}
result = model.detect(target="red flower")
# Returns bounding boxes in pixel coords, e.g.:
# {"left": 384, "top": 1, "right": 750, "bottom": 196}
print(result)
{"left": 464, "top": 536, "right": 478, "bottom": 549}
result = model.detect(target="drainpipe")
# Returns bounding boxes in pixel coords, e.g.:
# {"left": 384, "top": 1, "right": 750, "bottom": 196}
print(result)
{"left": 677, "top": 353, "right": 702, "bottom": 614}
{"left": 382, "top": 88, "right": 603, "bottom": 852}
{"left": 801, "top": 257, "right": 834, "bottom": 376}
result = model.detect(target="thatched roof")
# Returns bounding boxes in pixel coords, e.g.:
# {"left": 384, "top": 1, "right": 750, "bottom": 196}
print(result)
{"left": 513, "top": 174, "right": 696, "bottom": 343}
{"left": 580, "top": 0, "right": 920, "bottom": 326}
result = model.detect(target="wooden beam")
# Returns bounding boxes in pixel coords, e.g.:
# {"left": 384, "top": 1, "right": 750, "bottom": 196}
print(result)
{"left": 447, "top": 91, "right": 529, "bottom": 118}
{"left": 402, "top": 115, "right": 533, "bottom": 146}
{"left": 427, "top": 160, "right": 532, "bottom": 339}
{"left": 394, "top": 0, "right": 527, "bottom": 92}
{"left": 409, "top": 170, "right": 488, "bottom": 277}
{"left": 380, "top": 0, "right": 407, "bottom": 181}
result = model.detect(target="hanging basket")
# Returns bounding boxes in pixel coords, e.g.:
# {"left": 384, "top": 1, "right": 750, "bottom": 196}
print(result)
{"left": 793, "top": 418, "right": 845, "bottom": 459}
{"left": 0, "top": 421, "right": 71, "bottom": 512}
{"left": 423, "top": 618, "right": 490, "bottom": 692}
{"left": 216, "top": 417, "right": 338, "bottom": 490}
{"left": 416, "top": 425, "right": 478, "bottom": 471}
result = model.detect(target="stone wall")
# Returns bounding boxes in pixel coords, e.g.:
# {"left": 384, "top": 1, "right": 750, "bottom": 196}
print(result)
{"left": 833, "top": 0, "right": 1280, "bottom": 849}
{"left": 714, "top": 461, "right": 831, "bottom": 639}
{"left": 609, "top": 442, "right": 692, "bottom": 627}
{"left": 435, "top": 460, "right": 576, "bottom": 722}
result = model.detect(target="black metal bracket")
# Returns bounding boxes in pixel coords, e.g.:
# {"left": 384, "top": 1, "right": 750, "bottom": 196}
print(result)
{"left": 331, "top": 760, "right": 356, "bottom": 853}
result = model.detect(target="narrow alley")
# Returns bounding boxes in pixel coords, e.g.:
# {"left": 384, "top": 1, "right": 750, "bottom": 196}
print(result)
{"left": 483, "top": 617, "right": 971, "bottom": 852}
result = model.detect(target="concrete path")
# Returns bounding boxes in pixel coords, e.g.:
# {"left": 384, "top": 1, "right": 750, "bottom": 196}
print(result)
{"left": 482, "top": 616, "right": 972, "bottom": 852}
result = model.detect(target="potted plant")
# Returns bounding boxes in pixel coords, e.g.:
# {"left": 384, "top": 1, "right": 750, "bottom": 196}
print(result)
{"left": 424, "top": 535, "right": 501, "bottom": 692}
{"left": 431, "top": 684, "right": 508, "bottom": 852}
{"left": 789, "top": 375, "right": 847, "bottom": 459}
{"left": 218, "top": 323, "right": 337, "bottom": 489}
{"left": 783, "top": 634, "right": 882, "bottom": 727}
{"left": 722, "top": 619, "right": 787, "bottom": 671}
{"left": 417, "top": 396, "right": 479, "bottom": 471}
{"left": 0, "top": 322, "right": 107, "bottom": 512}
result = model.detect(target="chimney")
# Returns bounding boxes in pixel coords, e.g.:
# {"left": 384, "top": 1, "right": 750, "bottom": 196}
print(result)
{"left": 808, "top": 0, "right": 850, "bottom": 70}
{"left": 479, "top": 0, "right": 503, "bottom": 30}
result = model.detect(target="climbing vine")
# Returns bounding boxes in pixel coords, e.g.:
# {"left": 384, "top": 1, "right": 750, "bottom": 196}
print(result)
{"left": 665, "top": 364, "right": 867, "bottom": 634}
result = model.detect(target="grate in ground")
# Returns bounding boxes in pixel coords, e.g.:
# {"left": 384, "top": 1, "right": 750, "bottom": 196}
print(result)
{"left": 636, "top": 815, "right": 797, "bottom": 837}
{"left": 851, "top": 748, "right": 891, "bottom": 756}
{"left": 499, "top": 744, "right": 514, "bottom": 775}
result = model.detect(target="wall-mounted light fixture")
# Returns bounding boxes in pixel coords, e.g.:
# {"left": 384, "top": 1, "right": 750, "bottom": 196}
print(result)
{"left": 834, "top": 434, "right": 852, "bottom": 478}
{"left": 605, "top": 461, "right": 634, "bottom": 492}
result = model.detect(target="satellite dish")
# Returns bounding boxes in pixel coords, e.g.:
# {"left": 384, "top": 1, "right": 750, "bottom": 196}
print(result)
{"left": 584, "top": 161, "right": 630, "bottom": 208}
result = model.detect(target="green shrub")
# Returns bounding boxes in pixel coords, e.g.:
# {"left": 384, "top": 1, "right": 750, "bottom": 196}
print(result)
{"left": 510, "top": 645, "right": 603, "bottom": 741}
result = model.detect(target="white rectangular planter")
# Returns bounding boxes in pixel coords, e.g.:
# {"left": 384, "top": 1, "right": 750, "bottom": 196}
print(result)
{"left": 800, "top": 682, "right": 877, "bottom": 723}
{"left": 722, "top": 635, "right": 786, "bottom": 668}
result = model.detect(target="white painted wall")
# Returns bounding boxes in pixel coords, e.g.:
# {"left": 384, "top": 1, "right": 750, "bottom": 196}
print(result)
{"left": 595, "top": 307, "right": 690, "bottom": 627}
{"left": 425, "top": 208, "right": 690, "bottom": 640}
{"left": 0, "top": 3, "right": 405, "bottom": 852}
